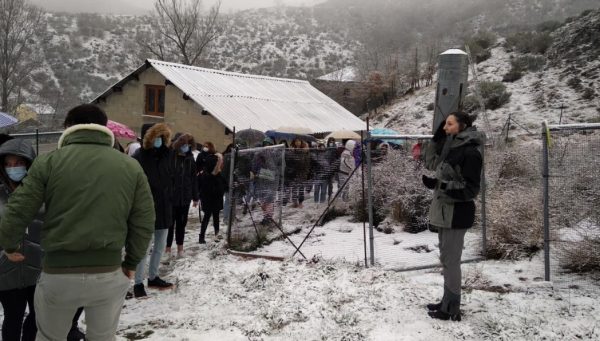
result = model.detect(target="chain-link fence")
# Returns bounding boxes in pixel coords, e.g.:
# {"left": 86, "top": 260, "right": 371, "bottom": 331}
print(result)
{"left": 9, "top": 130, "right": 63, "bottom": 155}
{"left": 225, "top": 142, "right": 369, "bottom": 264}
{"left": 542, "top": 122, "right": 600, "bottom": 286}
{"left": 365, "top": 134, "right": 487, "bottom": 271}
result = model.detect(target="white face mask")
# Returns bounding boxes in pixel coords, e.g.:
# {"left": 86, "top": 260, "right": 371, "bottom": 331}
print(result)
{"left": 202, "top": 147, "right": 209, "bottom": 152}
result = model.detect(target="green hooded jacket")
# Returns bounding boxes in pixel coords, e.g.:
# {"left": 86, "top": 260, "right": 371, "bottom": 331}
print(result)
{"left": 424, "top": 127, "right": 484, "bottom": 229}
{"left": 0, "top": 124, "right": 155, "bottom": 272}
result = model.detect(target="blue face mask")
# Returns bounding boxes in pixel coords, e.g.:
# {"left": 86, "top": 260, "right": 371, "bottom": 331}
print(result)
{"left": 180, "top": 144, "right": 190, "bottom": 154}
{"left": 153, "top": 137, "right": 163, "bottom": 148}
{"left": 5, "top": 166, "right": 27, "bottom": 182}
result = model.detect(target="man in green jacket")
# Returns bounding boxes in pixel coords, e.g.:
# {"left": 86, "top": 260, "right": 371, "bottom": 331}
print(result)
{"left": 0, "top": 104, "right": 155, "bottom": 340}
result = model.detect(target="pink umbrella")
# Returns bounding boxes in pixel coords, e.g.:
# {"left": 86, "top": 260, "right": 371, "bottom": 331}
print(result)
{"left": 107, "top": 120, "right": 137, "bottom": 139}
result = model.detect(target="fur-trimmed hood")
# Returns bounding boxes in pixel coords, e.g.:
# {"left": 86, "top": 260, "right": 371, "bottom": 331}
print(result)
{"left": 58, "top": 124, "right": 115, "bottom": 149}
{"left": 142, "top": 123, "right": 172, "bottom": 150}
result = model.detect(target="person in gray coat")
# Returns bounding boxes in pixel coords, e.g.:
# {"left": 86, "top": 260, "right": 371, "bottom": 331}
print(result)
{"left": 0, "top": 138, "right": 42, "bottom": 341}
{"left": 422, "top": 111, "right": 483, "bottom": 321}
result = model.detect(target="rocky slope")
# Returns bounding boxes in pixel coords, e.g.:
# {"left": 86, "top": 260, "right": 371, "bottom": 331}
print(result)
{"left": 371, "top": 9, "right": 600, "bottom": 138}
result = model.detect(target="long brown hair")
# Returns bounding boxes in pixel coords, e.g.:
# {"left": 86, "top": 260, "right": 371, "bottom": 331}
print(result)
{"left": 203, "top": 141, "right": 216, "bottom": 154}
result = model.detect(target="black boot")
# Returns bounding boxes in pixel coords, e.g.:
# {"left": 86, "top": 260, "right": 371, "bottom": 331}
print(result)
{"left": 426, "top": 302, "right": 442, "bottom": 311}
{"left": 428, "top": 310, "right": 461, "bottom": 321}
{"left": 133, "top": 283, "right": 147, "bottom": 298}
{"left": 67, "top": 326, "right": 85, "bottom": 341}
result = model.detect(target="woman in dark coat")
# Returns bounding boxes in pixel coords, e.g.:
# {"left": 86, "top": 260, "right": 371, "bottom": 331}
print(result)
{"left": 286, "top": 138, "right": 310, "bottom": 208}
{"left": 199, "top": 152, "right": 226, "bottom": 243}
{"left": 132, "top": 123, "right": 183, "bottom": 295}
{"left": 166, "top": 133, "right": 199, "bottom": 258}
{"left": 422, "top": 111, "right": 483, "bottom": 321}
{"left": 0, "top": 139, "right": 42, "bottom": 341}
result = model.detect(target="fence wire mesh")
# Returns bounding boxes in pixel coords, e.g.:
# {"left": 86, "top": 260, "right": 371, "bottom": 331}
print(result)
{"left": 9, "top": 131, "right": 62, "bottom": 155}
{"left": 543, "top": 125, "right": 600, "bottom": 287}
{"left": 226, "top": 143, "right": 368, "bottom": 264}
{"left": 366, "top": 136, "right": 486, "bottom": 271}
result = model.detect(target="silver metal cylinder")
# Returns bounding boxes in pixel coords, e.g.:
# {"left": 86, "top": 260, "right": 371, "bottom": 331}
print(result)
{"left": 433, "top": 49, "right": 469, "bottom": 133}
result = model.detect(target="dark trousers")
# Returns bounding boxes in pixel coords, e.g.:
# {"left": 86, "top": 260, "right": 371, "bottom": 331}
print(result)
{"left": 0, "top": 286, "right": 36, "bottom": 341}
{"left": 438, "top": 228, "right": 467, "bottom": 315}
{"left": 199, "top": 209, "right": 220, "bottom": 241}
{"left": 167, "top": 204, "right": 191, "bottom": 247}
{"left": 291, "top": 183, "right": 304, "bottom": 204}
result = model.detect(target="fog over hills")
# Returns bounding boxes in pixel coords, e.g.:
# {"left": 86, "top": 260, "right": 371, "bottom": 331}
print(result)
{"left": 30, "top": 0, "right": 326, "bottom": 14}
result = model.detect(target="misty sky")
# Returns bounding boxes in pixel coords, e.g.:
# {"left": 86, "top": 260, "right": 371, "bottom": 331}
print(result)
{"left": 30, "top": 0, "right": 326, "bottom": 14}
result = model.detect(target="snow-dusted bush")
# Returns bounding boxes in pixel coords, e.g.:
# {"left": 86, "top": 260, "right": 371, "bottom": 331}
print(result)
{"left": 536, "top": 20, "right": 563, "bottom": 33}
{"left": 350, "top": 148, "right": 431, "bottom": 232}
{"left": 462, "top": 95, "right": 480, "bottom": 113}
{"left": 485, "top": 184, "right": 543, "bottom": 260}
{"left": 465, "top": 31, "right": 497, "bottom": 63}
{"left": 479, "top": 81, "right": 512, "bottom": 110}
{"left": 505, "top": 31, "right": 553, "bottom": 54}
{"left": 484, "top": 146, "right": 543, "bottom": 259}
{"left": 465, "top": 81, "right": 512, "bottom": 111}
{"left": 547, "top": 133, "right": 600, "bottom": 273}
{"left": 504, "top": 54, "right": 547, "bottom": 82}
{"left": 582, "top": 88, "right": 596, "bottom": 101}
{"left": 503, "top": 67, "right": 523, "bottom": 83}
{"left": 561, "top": 235, "right": 600, "bottom": 273}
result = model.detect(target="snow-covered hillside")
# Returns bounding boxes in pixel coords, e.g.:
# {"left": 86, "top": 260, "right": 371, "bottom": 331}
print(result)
{"left": 30, "top": 8, "right": 358, "bottom": 117}
{"left": 373, "top": 35, "right": 600, "bottom": 137}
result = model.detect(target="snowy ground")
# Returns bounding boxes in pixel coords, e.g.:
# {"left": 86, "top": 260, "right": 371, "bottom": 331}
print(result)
{"left": 109, "top": 209, "right": 600, "bottom": 340}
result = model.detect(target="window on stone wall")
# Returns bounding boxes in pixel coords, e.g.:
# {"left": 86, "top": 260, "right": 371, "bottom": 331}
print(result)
{"left": 145, "top": 85, "right": 165, "bottom": 116}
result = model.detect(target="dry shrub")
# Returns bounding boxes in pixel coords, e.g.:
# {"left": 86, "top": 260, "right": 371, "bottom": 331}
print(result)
{"left": 350, "top": 147, "right": 431, "bottom": 232}
{"left": 548, "top": 132, "right": 600, "bottom": 273}
{"left": 560, "top": 237, "right": 600, "bottom": 273}
{"left": 318, "top": 205, "right": 348, "bottom": 226}
{"left": 486, "top": 185, "right": 543, "bottom": 260}
{"left": 485, "top": 142, "right": 540, "bottom": 188}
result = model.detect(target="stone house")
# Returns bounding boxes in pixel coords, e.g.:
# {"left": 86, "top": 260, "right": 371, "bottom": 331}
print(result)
{"left": 92, "top": 60, "right": 365, "bottom": 150}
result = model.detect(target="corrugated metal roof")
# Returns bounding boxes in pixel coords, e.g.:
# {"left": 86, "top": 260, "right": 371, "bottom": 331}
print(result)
{"left": 146, "top": 60, "right": 365, "bottom": 133}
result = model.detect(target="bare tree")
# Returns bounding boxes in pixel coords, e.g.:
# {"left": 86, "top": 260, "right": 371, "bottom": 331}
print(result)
{"left": 139, "top": 0, "right": 223, "bottom": 66}
{"left": 423, "top": 41, "right": 440, "bottom": 87}
{"left": 0, "top": 0, "right": 44, "bottom": 113}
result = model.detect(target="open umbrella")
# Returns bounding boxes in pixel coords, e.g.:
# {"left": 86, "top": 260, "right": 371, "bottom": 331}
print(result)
{"left": 0, "top": 112, "right": 18, "bottom": 129}
{"left": 266, "top": 126, "right": 316, "bottom": 143}
{"left": 325, "top": 130, "right": 361, "bottom": 140}
{"left": 370, "top": 127, "right": 405, "bottom": 146}
{"left": 236, "top": 128, "right": 266, "bottom": 147}
{"left": 107, "top": 120, "right": 136, "bottom": 139}
{"left": 265, "top": 130, "right": 316, "bottom": 143}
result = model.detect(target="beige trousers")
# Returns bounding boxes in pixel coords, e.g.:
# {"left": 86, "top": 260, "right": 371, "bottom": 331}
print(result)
{"left": 34, "top": 269, "right": 130, "bottom": 341}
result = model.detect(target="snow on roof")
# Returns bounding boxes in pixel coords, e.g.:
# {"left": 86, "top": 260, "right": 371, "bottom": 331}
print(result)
{"left": 316, "top": 66, "right": 360, "bottom": 82}
{"left": 93, "top": 60, "right": 365, "bottom": 133}
{"left": 441, "top": 49, "right": 468, "bottom": 55}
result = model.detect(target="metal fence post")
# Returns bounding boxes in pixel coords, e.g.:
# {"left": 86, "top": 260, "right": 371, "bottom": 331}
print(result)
{"left": 360, "top": 131, "right": 368, "bottom": 268}
{"left": 542, "top": 121, "right": 551, "bottom": 281}
{"left": 366, "top": 133, "right": 375, "bottom": 266}
{"left": 226, "top": 129, "right": 237, "bottom": 246}
{"left": 279, "top": 147, "right": 285, "bottom": 228}
{"left": 480, "top": 137, "right": 487, "bottom": 257}
{"left": 35, "top": 128, "right": 39, "bottom": 155}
